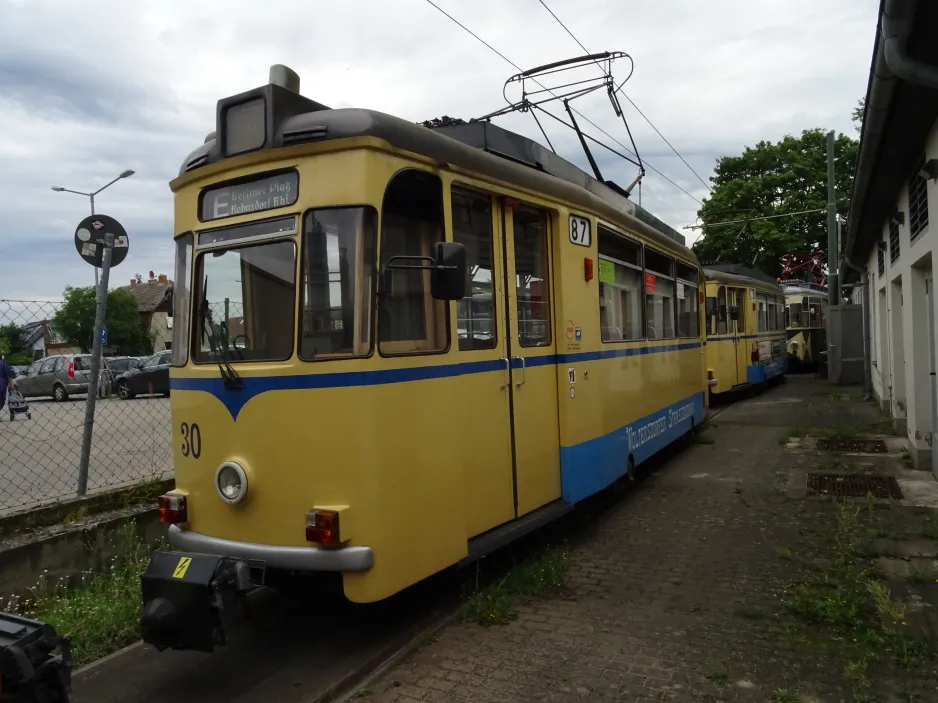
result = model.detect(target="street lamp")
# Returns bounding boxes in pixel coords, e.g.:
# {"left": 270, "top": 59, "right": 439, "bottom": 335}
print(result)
{"left": 52, "top": 169, "right": 136, "bottom": 287}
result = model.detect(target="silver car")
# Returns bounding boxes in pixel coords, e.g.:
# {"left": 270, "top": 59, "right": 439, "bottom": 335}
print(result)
{"left": 17, "top": 355, "right": 94, "bottom": 402}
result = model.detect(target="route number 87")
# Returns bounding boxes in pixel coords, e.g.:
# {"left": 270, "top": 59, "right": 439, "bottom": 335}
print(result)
{"left": 181, "top": 422, "right": 202, "bottom": 459}
{"left": 569, "top": 215, "right": 591, "bottom": 247}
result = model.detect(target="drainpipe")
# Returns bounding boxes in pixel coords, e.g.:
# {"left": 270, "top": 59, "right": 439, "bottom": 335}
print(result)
{"left": 882, "top": 0, "right": 938, "bottom": 89}
{"left": 843, "top": 257, "right": 873, "bottom": 399}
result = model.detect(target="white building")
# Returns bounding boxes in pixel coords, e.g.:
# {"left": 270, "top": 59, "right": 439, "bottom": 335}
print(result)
{"left": 844, "top": 0, "right": 938, "bottom": 471}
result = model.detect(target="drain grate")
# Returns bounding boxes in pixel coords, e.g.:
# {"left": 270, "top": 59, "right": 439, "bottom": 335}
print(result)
{"left": 806, "top": 473, "right": 903, "bottom": 499}
{"left": 816, "top": 437, "right": 888, "bottom": 453}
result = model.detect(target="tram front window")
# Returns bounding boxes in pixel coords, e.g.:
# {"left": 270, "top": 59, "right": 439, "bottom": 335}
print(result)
{"left": 193, "top": 240, "right": 296, "bottom": 363}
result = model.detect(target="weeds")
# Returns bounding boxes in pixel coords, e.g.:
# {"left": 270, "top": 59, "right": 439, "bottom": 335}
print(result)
{"left": 0, "top": 522, "right": 154, "bottom": 667}
{"left": 828, "top": 392, "right": 843, "bottom": 403}
{"left": 769, "top": 690, "right": 802, "bottom": 703}
{"left": 783, "top": 499, "right": 935, "bottom": 683}
{"left": 704, "top": 667, "right": 729, "bottom": 686}
{"left": 464, "top": 546, "right": 568, "bottom": 625}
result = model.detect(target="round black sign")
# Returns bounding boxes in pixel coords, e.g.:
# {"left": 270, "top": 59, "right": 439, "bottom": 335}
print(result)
{"left": 74, "top": 214, "right": 129, "bottom": 268}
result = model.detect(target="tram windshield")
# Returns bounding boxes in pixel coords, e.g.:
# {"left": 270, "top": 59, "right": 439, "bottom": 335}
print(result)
{"left": 193, "top": 240, "right": 296, "bottom": 362}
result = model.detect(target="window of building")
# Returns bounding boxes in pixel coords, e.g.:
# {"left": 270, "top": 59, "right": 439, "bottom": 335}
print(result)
{"left": 513, "top": 206, "right": 552, "bottom": 347}
{"left": 452, "top": 188, "right": 496, "bottom": 351}
{"left": 878, "top": 245, "right": 885, "bottom": 277}
{"left": 644, "top": 248, "right": 675, "bottom": 340}
{"left": 299, "top": 207, "right": 377, "bottom": 360}
{"left": 910, "top": 157, "right": 929, "bottom": 242}
{"left": 676, "top": 262, "right": 699, "bottom": 338}
{"left": 598, "top": 227, "right": 643, "bottom": 342}
{"left": 889, "top": 217, "right": 900, "bottom": 264}
{"left": 378, "top": 170, "right": 448, "bottom": 355}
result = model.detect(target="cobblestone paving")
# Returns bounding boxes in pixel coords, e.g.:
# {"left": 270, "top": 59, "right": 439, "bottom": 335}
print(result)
{"left": 358, "top": 378, "right": 937, "bottom": 702}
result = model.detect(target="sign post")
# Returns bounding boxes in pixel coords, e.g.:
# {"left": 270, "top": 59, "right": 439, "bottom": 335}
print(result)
{"left": 74, "top": 215, "right": 129, "bottom": 497}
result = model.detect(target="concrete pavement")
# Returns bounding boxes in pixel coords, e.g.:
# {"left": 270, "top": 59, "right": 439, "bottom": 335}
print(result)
{"left": 0, "top": 396, "right": 171, "bottom": 514}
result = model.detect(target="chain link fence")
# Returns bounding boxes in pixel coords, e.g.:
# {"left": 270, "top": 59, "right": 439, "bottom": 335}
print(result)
{"left": 0, "top": 300, "right": 172, "bottom": 516}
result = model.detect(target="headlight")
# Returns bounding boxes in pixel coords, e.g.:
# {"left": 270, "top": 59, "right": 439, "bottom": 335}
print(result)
{"left": 215, "top": 462, "right": 248, "bottom": 504}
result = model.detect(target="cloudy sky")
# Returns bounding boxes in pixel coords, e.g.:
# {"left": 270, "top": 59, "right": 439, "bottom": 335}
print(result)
{"left": 0, "top": 0, "right": 877, "bottom": 302}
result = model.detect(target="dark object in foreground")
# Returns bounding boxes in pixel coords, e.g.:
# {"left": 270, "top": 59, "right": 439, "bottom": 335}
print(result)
{"left": 140, "top": 551, "right": 255, "bottom": 653}
{"left": 806, "top": 472, "right": 903, "bottom": 499}
{"left": 0, "top": 612, "right": 71, "bottom": 702}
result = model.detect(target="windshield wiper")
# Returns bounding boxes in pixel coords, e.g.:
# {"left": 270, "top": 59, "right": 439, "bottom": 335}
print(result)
{"left": 199, "top": 275, "right": 243, "bottom": 391}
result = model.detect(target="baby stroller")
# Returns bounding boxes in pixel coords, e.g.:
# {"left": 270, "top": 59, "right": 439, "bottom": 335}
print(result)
{"left": 7, "top": 386, "right": 31, "bottom": 421}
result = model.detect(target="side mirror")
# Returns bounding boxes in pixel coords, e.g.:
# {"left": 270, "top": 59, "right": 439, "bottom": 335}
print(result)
{"left": 430, "top": 242, "right": 467, "bottom": 301}
{"left": 729, "top": 306, "right": 739, "bottom": 321}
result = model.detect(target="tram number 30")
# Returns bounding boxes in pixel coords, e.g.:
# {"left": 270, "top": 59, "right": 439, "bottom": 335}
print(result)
{"left": 569, "top": 215, "right": 591, "bottom": 247}
{"left": 180, "top": 422, "right": 202, "bottom": 459}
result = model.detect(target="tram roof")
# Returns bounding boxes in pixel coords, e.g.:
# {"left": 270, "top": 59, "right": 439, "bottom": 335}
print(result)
{"left": 702, "top": 263, "right": 782, "bottom": 291}
{"left": 177, "top": 76, "right": 695, "bottom": 261}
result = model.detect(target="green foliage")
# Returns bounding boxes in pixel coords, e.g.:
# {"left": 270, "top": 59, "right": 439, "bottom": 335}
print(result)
{"left": 0, "top": 323, "right": 32, "bottom": 365}
{"left": 52, "top": 286, "right": 151, "bottom": 355}
{"left": 0, "top": 523, "right": 153, "bottom": 667}
{"left": 464, "top": 547, "right": 568, "bottom": 625}
{"left": 692, "top": 127, "right": 859, "bottom": 279}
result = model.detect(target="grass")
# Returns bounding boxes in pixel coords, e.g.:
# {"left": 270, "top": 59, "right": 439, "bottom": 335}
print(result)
{"left": 704, "top": 667, "right": 729, "bottom": 686}
{"left": 464, "top": 546, "right": 568, "bottom": 625}
{"left": 0, "top": 522, "right": 154, "bottom": 667}
{"left": 769, "top": 690, "right": 802, "bottom": 703}
{"left": 783, "top": 500, "right": 937, "bottom": 691}
{"left": 693, "top": 431, "right": 715, "bottom": 445}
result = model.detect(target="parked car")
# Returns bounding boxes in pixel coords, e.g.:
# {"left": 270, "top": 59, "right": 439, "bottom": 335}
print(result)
{"left": 113, "top": 351, "right": 172, "bottom": 399}
{"left": 99, "top": 356, "right": 141, "bottom": 397}
{"left": 16, "top": 355, "right": 94, "bottom": 401}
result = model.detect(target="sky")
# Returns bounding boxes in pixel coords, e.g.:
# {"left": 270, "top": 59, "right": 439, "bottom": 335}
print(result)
{"left": 0, "top": 0, "right": 878, "bottom": 303}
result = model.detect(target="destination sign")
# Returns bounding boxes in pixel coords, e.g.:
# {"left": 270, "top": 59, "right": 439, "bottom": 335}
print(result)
{"left": 200, "top": 170, "right": 298, "bottom": 221}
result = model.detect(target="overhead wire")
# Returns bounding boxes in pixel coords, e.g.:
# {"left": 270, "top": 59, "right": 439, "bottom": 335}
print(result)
{"left": 536, "top": 0, "right": 713, "bottom": 193}
{"left": 421, "top": 0, "right": 702, "bottom": 206}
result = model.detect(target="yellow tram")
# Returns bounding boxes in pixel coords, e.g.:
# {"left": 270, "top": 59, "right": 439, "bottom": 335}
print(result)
{"left": 781, "top": 280, "right": 828, "bottom": 369}
{"left": 140, "top": 65, "right": 708, "bottom": 652}
{"left": 703, "top": 264, "right": 787, "bottom": 397}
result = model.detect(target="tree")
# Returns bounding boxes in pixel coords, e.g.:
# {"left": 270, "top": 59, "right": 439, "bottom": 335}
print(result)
{"left": 52, "top": 286, "right": 151, "bottom": 355}
{"left": 691, "top": 127, "right": 859, "bottom": 279}
{"left": 0, "top": 323, "right": 32, "bottom": 365}
{"left": 852, "top": 97, "right": 865, "bottom": 134}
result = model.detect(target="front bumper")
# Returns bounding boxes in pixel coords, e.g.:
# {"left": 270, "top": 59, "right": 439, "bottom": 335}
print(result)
{"left": 167, "top": 525, "right": 374, "bottom": 572}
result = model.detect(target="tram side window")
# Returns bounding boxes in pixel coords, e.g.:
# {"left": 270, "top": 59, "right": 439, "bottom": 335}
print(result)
{"left": 598, "top": 227, "right": 643, "bottom": 342}
{"left": 452, "top": 188, "right": 496, "bottom": 351}
{"left": 717, "top": 286, "right": 728, "bottom": 334}
{"left": 644, "top": 249, "right": 675, "bottom": 340}
{"left": 514, "top": 206, "right": 552, "bottom": 347}
{"left": 757, "top": 292, "right": 767, "bottom": 332}
{"left": 171, "top": 232, "right": 192, "bottom": 367}
{"left": 676, "top": 262, "right": 699, "bottom": 338}
{"left": 378, "top": 170, "right": 448, "bottom": 355}
{"left": 299, "top": 207, "right": 377, "bottom": 360}
{"left": 705, "top": 294, "right": 717, "bottom": 336}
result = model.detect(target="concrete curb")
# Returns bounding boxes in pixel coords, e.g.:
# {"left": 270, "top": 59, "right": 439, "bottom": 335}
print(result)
{"left": 318, "top": 606, "right": 462, "bottom": 703}
{"left": 74, "top": 641, "right": 146, "bottom": 677}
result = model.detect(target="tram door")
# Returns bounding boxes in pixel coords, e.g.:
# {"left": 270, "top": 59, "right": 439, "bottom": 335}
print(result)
{"left": 451, "top": 191, "right": 560, "bottom": 539}
{"left": 729, "top": 287, "right": 748, "bottom": 385}
{"left": 503, "top": 204, "right": 561, "bottom": 517}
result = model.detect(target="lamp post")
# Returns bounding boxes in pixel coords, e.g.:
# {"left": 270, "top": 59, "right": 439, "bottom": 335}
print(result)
{"left": 52, "top": 169, "right": 135, "bottom": 288}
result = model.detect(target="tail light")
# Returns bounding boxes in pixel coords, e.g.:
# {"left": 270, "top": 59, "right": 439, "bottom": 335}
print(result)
{"left": 67, "top": 362, "right": 74, "bottom": 378}
{"left": 159, "top": 494, "right": 188, "bottom": 524}
{"left": 305, "top": 509, "right": 340, "bottom": 547}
